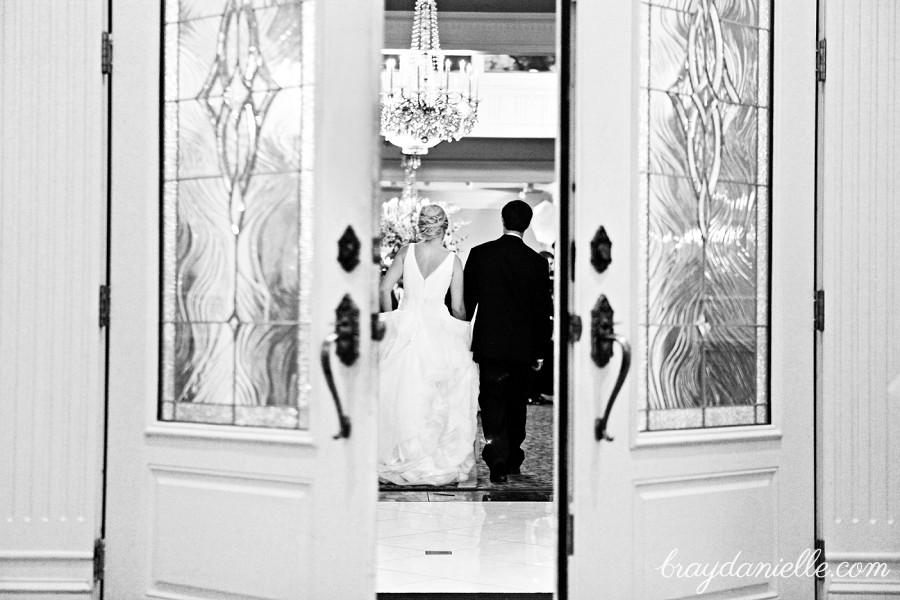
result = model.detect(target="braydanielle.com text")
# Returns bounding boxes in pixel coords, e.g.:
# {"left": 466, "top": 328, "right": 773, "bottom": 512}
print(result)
{"left": 656, "top": 548, "right": 890, "bottom": 594}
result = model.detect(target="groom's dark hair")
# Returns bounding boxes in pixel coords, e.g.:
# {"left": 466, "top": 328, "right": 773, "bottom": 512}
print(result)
{"left": 501, "top": 200, "right": 533, "bottom": 233}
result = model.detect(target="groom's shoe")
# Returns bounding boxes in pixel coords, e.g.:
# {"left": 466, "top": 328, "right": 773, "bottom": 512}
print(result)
{"left": 489, "top": 461, "right": 508, "bottom": 484}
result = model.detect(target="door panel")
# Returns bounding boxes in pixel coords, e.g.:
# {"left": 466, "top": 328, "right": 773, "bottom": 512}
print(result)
{"left": 821, "top": 2, "right": 900, "bottom": 596}
{"left": 0, "top": 2, "right": 107, "bottom": 598}
{"left": 568, "top": 0, "right": 816, "bottom": 597}
{"left": 105, "top": 1, "right": 381, "bottom": 598}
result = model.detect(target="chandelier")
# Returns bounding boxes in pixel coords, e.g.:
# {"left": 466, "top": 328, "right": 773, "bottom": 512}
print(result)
{"left": 380, "top": 0, "right": 480, "bottom": 155}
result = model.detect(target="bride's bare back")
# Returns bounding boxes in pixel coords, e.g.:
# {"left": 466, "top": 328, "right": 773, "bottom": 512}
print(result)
{"left": 380, "top": 239, "right": 467, "bottom": 320}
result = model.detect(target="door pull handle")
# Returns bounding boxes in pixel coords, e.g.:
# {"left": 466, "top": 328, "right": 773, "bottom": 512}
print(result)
{"left": 321, "top": 333, "right": 352, "bottom": 440}
{"left": 594, "top": 334, "right": 631, "bottom": 442}
{"left": 590, "top": 295, "right": 631, "bottom": 442}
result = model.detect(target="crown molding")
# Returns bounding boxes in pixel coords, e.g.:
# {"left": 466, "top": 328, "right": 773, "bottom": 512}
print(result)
{"left": 385, "top": 12, "right": 556, "bottom": 54}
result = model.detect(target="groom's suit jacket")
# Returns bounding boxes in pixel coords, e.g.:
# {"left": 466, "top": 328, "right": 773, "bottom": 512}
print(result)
{"left": 463, "top": 234, "right": 553, "bottom": 365}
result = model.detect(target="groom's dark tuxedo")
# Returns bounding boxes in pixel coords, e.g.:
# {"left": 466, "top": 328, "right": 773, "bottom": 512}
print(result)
{"left": 464, "top": 234, "right": 553, "bottom": 479}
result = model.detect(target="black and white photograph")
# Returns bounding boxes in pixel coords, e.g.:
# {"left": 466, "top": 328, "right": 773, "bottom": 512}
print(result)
{"left": 1, "top": 0, "right": 898, "bottom": 598}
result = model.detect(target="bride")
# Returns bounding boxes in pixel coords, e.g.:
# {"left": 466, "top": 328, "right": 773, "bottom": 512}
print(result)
{"left": 377, "top": 204, "right": 479, "bottom": 486}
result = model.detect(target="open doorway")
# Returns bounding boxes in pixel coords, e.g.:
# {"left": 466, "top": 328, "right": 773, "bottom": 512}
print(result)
{"left": 374, "top": 0, "right": 560, "bottom": 595}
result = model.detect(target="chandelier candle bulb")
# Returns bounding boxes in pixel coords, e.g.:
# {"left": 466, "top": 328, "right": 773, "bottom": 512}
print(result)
{"left": 386, "top": 58, "right": 395, "bottom": 91}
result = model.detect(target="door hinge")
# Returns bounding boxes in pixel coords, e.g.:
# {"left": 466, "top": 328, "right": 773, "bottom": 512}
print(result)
{"left": 566, "top": 513, "right": 574, "bottom": 555}
{"left": 814, "top": 538, "right": 825, "bottom": 580}
{"left": 99, "top": 285, "right": 111, "bottom": 328}
{"left": 570, "top": 239, "right": 576, "bottom": 282}
{"left": 93, "top": 538, "right": 105, "bottom": 582}
{"left": 101, "top": 31, "right": 113, "bottom": 75}
{"left": 816, "top": 38, "right": 826, "bottom": 82}
{"left": 568, "top": 313, "right": 583, "bottom": 343}
{"left": 814, "top": 289, "right": 825, "bottom": 331}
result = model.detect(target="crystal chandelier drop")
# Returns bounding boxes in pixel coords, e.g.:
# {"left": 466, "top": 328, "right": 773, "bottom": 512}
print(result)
{"left": 380, "top": 0, "right": 480, "bottom": 155}
{"left": 399, "top": 155, "right": 424, "bottom": 205}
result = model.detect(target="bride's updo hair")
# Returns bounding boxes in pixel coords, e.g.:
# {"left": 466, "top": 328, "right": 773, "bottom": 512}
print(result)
{"left": 417, "top": 204, "right": 449, "bottom": 241}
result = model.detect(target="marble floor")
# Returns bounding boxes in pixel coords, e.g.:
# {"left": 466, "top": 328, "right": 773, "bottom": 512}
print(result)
{"left": 377, "top": 501, "right": 556, "bottom": 594}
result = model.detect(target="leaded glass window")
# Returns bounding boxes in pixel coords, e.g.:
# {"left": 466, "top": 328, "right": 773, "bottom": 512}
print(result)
{"left": 638, "top": 0, "right": 771, "bottom": 431}
{"left": 160, "top": 0, "right": 314, "bottom": 429}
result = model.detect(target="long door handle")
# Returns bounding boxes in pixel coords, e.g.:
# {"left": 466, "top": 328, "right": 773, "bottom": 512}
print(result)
{"left": 594, "top": 334, "right": 631, "bottom": 441}
{"left": 590, "top": 295, "right": 632, "bottom": 441}
{"left": 321, "top": 333, "right": 352, "bottom": 439}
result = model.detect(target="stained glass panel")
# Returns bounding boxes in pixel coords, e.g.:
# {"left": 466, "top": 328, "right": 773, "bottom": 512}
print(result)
{"left": 160, "top": 0, "right": 313, "bottom": 429}
{"left": 639, "top": 0, "right": 771, "bottom": 431}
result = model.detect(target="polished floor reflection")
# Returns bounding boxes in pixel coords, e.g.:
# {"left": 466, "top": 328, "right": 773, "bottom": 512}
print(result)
{"left": 377, "top": 501, "right": 555, "bottom": 593}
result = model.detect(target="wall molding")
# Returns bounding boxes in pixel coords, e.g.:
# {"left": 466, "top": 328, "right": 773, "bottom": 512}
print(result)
{"left": 385, "top": 12, "right": 555, "bottom": 54}
{"left": 822, "top": 0, "right": 900, "bottom": 577}
{"left": 0, "top": 1, "right": 106, "bottom": 591}
{"left": 0, "top": 553, "right": 93, "bottom": 594}
{"left": 0, "top": 580, "right": 93, "bottom": 593}
{"left": 825, "top": 550, "right": 900, "bottom": 596}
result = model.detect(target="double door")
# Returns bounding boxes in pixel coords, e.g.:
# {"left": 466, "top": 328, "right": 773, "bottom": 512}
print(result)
{"left": 103, "top": 0, "right": 816, "bottom": 598}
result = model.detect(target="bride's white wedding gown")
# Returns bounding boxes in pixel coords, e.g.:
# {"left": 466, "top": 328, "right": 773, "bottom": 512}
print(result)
{"left": 378, "top": 244, "right": 479, "bottom": 485}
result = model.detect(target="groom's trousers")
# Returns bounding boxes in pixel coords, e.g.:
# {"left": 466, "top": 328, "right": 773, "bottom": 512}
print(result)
{"left": 478, "top": 359, "right": 529, "bottom": 471}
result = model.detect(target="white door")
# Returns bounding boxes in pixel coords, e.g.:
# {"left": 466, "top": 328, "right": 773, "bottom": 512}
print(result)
{"left": 104, "top": 1, "right": 382, "bottom": 598}
{"left": 567, "top": 1, "right": 816, "bottom": 598}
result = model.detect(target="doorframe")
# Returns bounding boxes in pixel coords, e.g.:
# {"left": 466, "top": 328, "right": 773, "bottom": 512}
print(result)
{"left": 813, "top": 0, "right": 826, "bottom": 597}
{"left": 556, "top": 0, "right": 573, "bottom": 597}
{"left": 98, "top": 0, "right": 114, "bottom": 597}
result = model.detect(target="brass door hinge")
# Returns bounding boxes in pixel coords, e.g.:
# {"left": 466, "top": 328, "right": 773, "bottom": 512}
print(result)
{"left": 816, "top": 38, "right": 826, "bottom": 82}
{"left": 101, "top": 32, "right": 113, "bottom": 75}
{"left": 815, "top": 290, "right": 825, "bottom": 332}
{"left": 99, "top": 285, "right": 111, "bottom": 328}
{"left": 814, "top": 538, "right": 825, "bottom": 580}
{"left": 93, "top": 538, "right": 105, "bottom": 582}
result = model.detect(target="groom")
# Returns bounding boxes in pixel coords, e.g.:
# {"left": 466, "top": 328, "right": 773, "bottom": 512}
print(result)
{"left": 464, "top": 200, "right": 553, "bottom": 483}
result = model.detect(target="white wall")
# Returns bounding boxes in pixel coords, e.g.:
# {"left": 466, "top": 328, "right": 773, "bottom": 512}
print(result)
{"left": 453, "top": 207, "right": 544, "bottom": 262}
{"left": 468, "top": 73, "right": 558, "bottom": 139}
{"left": 822, "top": 1, "right": 900, "bottom": 596}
